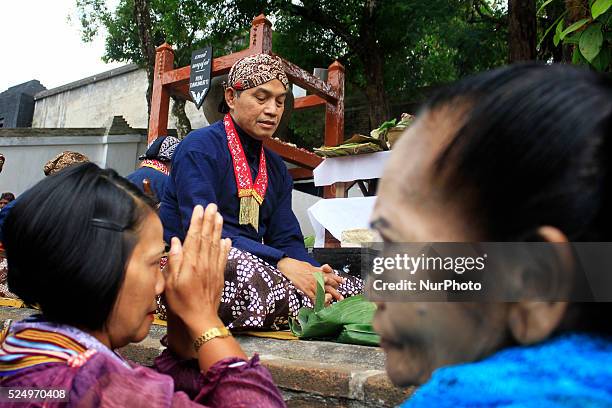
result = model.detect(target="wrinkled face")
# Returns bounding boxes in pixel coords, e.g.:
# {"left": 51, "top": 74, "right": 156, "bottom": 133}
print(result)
{"left": 226, "top": 79, "right": 287, "bottom": 140}
{"left": 371, "top": 108, "right": 510, "bottom": 386}
{"left": 105, "top": 210, "right": 165, "bottom": 349}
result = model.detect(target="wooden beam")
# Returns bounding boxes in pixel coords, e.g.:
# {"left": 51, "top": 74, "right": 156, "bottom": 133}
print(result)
{"left": 324, "top": 60, "right": 345, "bottom": 147}
{"left": 325, "top": 230, "right": 341, "bottom": 248}
{"left": 280, "top": 57, "right": 340, "bottom": 104}
{"left": 148, "top": 43, "right": 174, "bottom": 144}
{"left": 323, "top": 60, "right": 345, "bottom": 199}
{"left": 263, "top": 138, "right": 322, "bottom": 169}
{"left": 159, "top": 15, "right": 273, "bottom": 102}
{"left": 294, "top": 94, "right": 326, "bottom": 110}
{"left": 249, "top": 14, "right": 272, "bottom": 54}
{"left": 288, "top": 168, "right": 313, "bottom": 180}
{"left": 162, "top": 49, "right": 255, "bottom": 101}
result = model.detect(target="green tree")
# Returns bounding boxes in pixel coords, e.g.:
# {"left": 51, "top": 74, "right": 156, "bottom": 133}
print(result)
{"left": 75, "top": 0, "right": 249, "bottom": 136}
{"left": 76, "top": 0, "right": 508, "bottom": 141}
{"left": 200, "top": 0, "right": 507, "bottom": 130}
{"left": 538, "top": 0, "right": 611, "bottom": 71}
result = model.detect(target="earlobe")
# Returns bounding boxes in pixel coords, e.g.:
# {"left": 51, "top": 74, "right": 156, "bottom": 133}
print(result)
{"left": 508, "top": 301, "right": 568, "bottom": 345}
{"left": 225, "top": 88, "right": 236, "bottom": 110}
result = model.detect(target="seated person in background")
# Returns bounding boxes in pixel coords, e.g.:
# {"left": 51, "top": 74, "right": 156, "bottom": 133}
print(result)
{"left": 0, "top": 163, "right": 285, "bottom": 407}
{"left": 127, "top": 136, "right": 181, "bottom": 201}
{"left": 43, "top": 151, "right": 90, "bottom": 176}
{"left": 0, "top": 193, "right": 15, "bottom": 210}
{"left": 160, "top": 54, "right": 361, "bottom": 329}
{"left": 372, "top": 63, "right": 612, "bottom": 407}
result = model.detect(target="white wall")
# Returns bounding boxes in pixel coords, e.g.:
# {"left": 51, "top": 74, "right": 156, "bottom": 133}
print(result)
{"left": 0, "top": 133, "right": 146, "bottom": 196}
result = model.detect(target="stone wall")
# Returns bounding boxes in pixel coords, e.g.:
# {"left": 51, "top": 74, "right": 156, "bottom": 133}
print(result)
{"left": 32, "top": 64, "right": 208, "bottom": 131}
{"left": 0, "top": 117, "right": 147, "bottom": 195}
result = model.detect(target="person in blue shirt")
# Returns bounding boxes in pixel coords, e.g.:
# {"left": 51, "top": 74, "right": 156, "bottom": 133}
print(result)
{"left": 159, "top": 54, "right": 361, "bottom": 329}
{"left": 126, "top": 136, "right": 180, "bottom": 202}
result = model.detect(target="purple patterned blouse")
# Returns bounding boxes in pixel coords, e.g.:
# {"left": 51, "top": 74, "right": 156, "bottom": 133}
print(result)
{"left": 0, "top": 318, "right": 286, "bottom": 407}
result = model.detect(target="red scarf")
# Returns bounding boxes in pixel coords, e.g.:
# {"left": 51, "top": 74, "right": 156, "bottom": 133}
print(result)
{"left": 224, "top": 114, "right": 268, "bottom": 204}
{"left": 141, "top": 159, "right": 170, "bottom": 176}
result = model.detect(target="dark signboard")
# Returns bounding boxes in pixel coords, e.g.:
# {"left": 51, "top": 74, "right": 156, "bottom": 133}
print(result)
{"left": 189, "top": 46, "right": 213, "bottom": 109}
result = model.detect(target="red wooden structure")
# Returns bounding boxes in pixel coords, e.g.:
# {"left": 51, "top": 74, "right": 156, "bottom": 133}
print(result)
{"left": 147, "top": 14, "right": 345, "bottom": 188}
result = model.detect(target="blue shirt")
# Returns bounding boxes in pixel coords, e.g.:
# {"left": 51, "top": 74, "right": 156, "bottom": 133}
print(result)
{"left": 159, "top": 119, "right": 316, "bottom": 266}
{"left": 126, "top": 166, "right": 168, "bottom": 200}
{"left": 0, "top": 199, "right": 17, "bottom": 243}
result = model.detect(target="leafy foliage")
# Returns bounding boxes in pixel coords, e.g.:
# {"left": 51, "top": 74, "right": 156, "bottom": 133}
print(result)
{"left": 542, "top": 0, "right": 612, "bottom": 71}
{"left": 76, "top": 0, "right": 509, "bottom": 145}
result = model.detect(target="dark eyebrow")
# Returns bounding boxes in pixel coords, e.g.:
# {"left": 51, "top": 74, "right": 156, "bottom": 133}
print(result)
{"left": 370, "top": 217, "right": 400, "bottom": 242}
{"left": 370, "top": 217, "right": 391, "bottom": 231}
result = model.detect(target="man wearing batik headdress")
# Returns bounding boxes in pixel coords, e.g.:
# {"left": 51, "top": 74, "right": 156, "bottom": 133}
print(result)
{"left": 127, "top": 136, "right": 180, "bottom": 201}
{"left": 160, "top": 54, "right": 362, "bottom": 330}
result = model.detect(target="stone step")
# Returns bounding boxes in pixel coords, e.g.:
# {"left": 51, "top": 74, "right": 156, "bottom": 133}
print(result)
{"left": 0, "top": 306, "right": 413, "bottom": 407}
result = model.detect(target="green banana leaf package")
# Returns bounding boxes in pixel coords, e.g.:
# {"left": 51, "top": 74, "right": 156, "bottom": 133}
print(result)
{"left": 289, "top": 272, "right": 380, "bottom": 346}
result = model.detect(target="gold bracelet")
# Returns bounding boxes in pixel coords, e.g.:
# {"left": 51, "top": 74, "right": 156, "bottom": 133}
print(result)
{"left": 193, "top": 326, "right": 232, "bottom": 352}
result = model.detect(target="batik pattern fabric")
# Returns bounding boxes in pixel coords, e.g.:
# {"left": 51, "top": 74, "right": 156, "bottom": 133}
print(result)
{"left": 0, "top": 243, "right": 16, "bottom": 299}
{"left": 227, "top": 54, "right": 289, "bottom": 91}
{"left": 157, "top": 247, "right": 363, "bottom": 330}
{"left": 0, "top": 256, "right": 17, "bottom": 299}
{"left": 140, "top": 136, "right": 181, "bottom": 163}
{"left": 43, "top": 151, "right": 89, "bottom": 176}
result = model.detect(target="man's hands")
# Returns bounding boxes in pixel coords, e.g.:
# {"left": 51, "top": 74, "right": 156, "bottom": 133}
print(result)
{"left": 163, "top": 204, "right": 231, "bottom": 335}
{"left": 277, "top": 257, "right": 345, "bottom": 305}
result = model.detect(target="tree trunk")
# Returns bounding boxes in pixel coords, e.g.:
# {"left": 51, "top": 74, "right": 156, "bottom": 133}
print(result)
{"left": 171, "top": 98, "right": 192, "bottom": 139}
{"left": 133, "top": 0, "right": 156, "bottom": 120}
{"left": 362, "top": 54, "right": 390, "bottom": 130}
{"left": 508, "top": 0, "right": 537, "bottom": 62}
{"left": 358, "top": 0, "right": 390, "bottom": 129}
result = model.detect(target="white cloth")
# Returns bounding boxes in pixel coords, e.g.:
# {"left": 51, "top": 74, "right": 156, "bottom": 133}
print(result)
{"left": 313, "top": 151, "right": 391, "bottom": 186}
{"left": 307, "top": 197, "right": 377, "bottom": 247}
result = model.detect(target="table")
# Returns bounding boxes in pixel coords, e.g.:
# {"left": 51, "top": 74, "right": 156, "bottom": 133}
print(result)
{"left": 313, "top": 151, "right": 391, "bottom": 197}
{"left": 310, "top": 151, "right": 390, "bottom": 247}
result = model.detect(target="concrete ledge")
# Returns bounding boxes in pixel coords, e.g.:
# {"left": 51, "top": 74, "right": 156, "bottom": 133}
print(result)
{"left": 35, "top": 64, "right": 141, "bottom": 100}
{"left": 0, "top": 307, "right": 413, "bottom": 407}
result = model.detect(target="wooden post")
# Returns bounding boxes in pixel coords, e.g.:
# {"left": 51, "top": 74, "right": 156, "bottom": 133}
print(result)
{"left": 249, "top": 14, "right": 272, "bottom": 54}
{"left": 324, "top": 60, "right": 346, "bottom": 199}
{"left": 147, "top": 43, "right": 174, "bottom": 144}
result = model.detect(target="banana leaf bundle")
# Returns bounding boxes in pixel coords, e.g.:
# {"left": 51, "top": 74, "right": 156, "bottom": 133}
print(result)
{"left": 289, "top": 272, "right": 380, "bottom": 346}
{"left": 313, "top": 134, "right": 388, "bottom": 157}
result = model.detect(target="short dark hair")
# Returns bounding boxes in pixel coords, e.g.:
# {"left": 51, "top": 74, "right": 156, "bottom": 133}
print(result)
{"left": 3, "top": 162, "right": 156, "bottom": 330}
{"left": 0, "top": 192, "right": 15, "bottom": 202}
{"left": 424, "top": 63, "right": 612, "bottom": 335}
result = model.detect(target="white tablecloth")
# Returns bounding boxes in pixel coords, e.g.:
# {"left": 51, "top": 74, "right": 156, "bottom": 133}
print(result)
{"left": 307, "top": 196, "right": 377, "bottom": 247}
{"left": 313, "top": 151, "right": 391, "bottom": 186}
